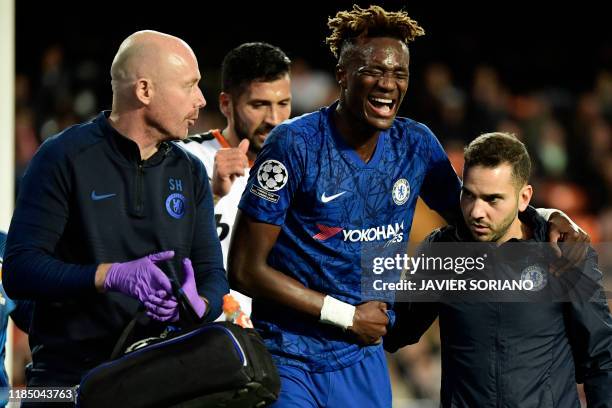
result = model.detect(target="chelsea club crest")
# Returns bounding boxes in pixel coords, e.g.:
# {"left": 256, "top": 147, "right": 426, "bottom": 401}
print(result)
{"left": 520, "top": 264, "right": 547, "bottom": 291}
{"left": 165, "top": 193, "right": 186, "bottom": 219}
{"left": 392, "top": 178, "right": 410, "bottom": 205}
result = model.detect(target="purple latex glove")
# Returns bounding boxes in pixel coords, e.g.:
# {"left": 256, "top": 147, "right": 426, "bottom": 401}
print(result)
{"left": 180, "top": 258, "right": 207, "bottom": 319}
{"left": 104, "top": 251, "right": 178, "bottom": 321}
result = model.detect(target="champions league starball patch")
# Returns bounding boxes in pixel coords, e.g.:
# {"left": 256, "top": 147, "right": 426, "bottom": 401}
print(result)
{"left": 520, "top": 264, "right": 547, "bottom": 291}
{"left": 250, "top": 160, "right": 289, "bottom": 203}
{"left": 165, "top": 193, "right": 186, "bottom": 219}
{"left": 257, "top": 160, "right": 288, "bottom": 192}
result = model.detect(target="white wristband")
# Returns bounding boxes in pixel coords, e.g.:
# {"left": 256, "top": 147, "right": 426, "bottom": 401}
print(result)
{"left": 536, "top": 208, "right": 557, "bottom": 221}
{"left": 537, "top": 208, "right": 581, "bottom": 231}
{"left": 320, "top": 295, "right": 356, "bottom": 330}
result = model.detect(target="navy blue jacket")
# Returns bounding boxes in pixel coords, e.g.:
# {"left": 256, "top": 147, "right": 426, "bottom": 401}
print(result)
{"left": 3, "top": 112, "right": 228, "bottom": 383}
{"left": 385, "top": 208, "right": 612, "bottom": 407}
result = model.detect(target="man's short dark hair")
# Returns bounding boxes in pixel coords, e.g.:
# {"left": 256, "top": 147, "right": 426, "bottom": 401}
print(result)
{"left": 464, "top": 132, "right": 532, "bottom": 187}
{"left": 221, "top": 42, "right": 291, "bottom": 96}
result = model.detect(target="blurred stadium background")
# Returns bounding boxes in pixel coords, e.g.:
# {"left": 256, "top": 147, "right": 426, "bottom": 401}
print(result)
{"left": 3, "top": 1, "right": 611, "bottom": 406}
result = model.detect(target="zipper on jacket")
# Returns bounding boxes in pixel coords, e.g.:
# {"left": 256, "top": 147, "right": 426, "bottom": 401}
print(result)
{"left": 496, "top": 302, "right": 502, "bottom": 408}
{"left": 135, "top": 162, "right": 144, "bottom": 215}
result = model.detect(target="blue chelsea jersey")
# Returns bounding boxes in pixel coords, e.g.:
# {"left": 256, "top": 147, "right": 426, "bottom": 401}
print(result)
{"left": 238, "top": 102, "right": 460, "bottom": 372}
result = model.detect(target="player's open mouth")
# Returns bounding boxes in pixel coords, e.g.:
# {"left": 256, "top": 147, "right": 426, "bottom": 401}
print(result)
{"left": 367, "top": 96, "right": 396, "bottom": 118}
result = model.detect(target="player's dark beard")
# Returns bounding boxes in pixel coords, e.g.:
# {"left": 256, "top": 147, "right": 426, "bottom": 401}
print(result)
{"left": 234, "top": 110, "right": 274, "bottom": 155}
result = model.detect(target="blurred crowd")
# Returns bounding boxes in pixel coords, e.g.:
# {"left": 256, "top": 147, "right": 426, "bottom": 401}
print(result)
{"left": 12, "top": 44, "right": 612, "bottom": 407}
{"left": 15, "top": 46, "right": 612, "bottom": 242}
{"left": 409, "top": 63, "right": 612, "bottom": 244}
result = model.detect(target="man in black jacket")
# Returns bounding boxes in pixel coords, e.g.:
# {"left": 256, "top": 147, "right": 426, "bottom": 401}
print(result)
{"left": 385, "top": 132, "right": 612, "bottom": 407}
{"left": 3, "top": 31, "right": 228, "bottom": 389}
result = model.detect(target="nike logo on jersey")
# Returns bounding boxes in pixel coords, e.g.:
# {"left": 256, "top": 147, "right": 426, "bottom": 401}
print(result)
{"left": 320, "top": 191, "right": 346, "bottom": 203}
{"left": 91, "top": 191, "right": 117, "bottom": 201}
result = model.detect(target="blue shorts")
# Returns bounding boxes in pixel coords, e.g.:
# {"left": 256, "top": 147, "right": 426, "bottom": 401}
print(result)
{"left": 272, "top": 345, "right": 391, "bottom": 407}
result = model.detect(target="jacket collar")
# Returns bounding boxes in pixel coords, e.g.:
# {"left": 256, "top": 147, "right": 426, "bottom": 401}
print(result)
{"left": 95, "top": 111, "right": 171, "bottom": 165}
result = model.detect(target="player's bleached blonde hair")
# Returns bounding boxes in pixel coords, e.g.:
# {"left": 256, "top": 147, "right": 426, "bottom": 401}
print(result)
{"left": 326, "top": 5, "right": 425, "bottom": 59}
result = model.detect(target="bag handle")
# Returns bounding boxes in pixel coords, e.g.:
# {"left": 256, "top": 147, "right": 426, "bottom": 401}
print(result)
{"left": 109, "top": 279, "right": 205, "bottom": 360}
{"left": 158, "top": 256, "right": 207, "bottom": 326}
{"left": 110, "top": 309, "right": 146, "bottom": 359}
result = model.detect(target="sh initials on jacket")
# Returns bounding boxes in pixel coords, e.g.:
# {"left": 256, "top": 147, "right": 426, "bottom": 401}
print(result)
{"left": 320, "top": 191, "right": 346, "bottom": 203}
{"left": 91, "top": 191, "right": 117, "bottom": 201}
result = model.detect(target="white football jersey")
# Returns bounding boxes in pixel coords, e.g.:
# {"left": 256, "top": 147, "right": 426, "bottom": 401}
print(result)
{"left": 179, "top": 130, "right": 251, "bottom": 317}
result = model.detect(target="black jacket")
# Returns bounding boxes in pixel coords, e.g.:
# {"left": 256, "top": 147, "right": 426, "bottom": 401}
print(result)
{"left": 4, "top": 112, "right": 228, "bottom": 383}
{"left": 385, "top": 208, "right": 612, "bottom": 407}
